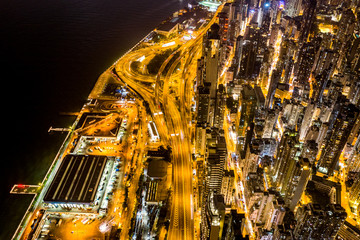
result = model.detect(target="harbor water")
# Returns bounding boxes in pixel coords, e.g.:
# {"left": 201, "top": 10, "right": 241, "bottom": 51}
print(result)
{"left": 0, "top": 0, "right": 191, "bottom": 238}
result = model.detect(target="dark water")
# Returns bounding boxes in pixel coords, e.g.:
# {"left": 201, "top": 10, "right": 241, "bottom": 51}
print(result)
{"left": 0, "top": 0, "right": 190, "bottom": 238}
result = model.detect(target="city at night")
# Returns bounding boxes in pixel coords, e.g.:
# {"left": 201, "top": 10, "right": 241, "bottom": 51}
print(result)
{"left": 2, "top": 0, "right": 360, "bottom": 239}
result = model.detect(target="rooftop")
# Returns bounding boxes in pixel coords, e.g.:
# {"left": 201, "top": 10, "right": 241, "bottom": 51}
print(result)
{"left": 44, "top": 155, "right": 108, "bottom": 204}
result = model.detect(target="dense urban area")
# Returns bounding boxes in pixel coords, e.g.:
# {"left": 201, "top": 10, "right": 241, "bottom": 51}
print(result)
{"left": 10, "top": 0, "right": 360, "bottom": 239}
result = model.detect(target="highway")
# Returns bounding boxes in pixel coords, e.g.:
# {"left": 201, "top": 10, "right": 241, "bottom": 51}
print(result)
{"left": 11, "top": 3, "right": 273, "bottom": 240}
{"left": 12, "top": 3, "right": 248, "bottom": 240}
{"left": 112, "top": 4, "right": 224, "bottom": 239}
{"left": 162, "top": 7, "right": 223, "bottom": 239}
{"left": 163, "top": 42, "right": 201, "bottom": 240}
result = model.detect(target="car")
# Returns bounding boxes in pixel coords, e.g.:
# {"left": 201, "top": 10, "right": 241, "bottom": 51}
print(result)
{"left": 81, "top": 217, "right": 89, "bottom": 224}
{"left": 87, "top": 218, "right": 95, "bottom": 224}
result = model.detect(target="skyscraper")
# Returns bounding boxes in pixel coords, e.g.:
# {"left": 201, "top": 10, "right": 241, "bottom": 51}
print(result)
{"left": 201, "top": 193, "right": 226, "bottom": 240}
{"left": 206, "top": 134, "right": 227, "bottom": 194}
{"left": 285, "top": 0, "right": 303, "bottom": 17}
{"left": 349, "top": 172, "right": 360, "bottom": 214}
{"left": 298, "top": 0, "right": 317, "bottom": 45}
{"left": 293, "top": 41, "right": 318, "bottom": 99}
{"left": 294, "top": 203, "right": 347, "bottom": 239}
{"left": 317, "top": 97, "right": 359, "bottom": 175}
{"left": 271, "top": 129, "right": 301, "bottom": 191}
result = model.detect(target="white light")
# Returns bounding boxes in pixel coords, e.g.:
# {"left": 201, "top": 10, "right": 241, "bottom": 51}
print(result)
{"left": 137, "top": 55, "right": 145, "bottom": 62}
{"left": 190, "top": 194, "right": 194, "bottom": 220}
{"left": 183, "top": 35, "right": 192, "bottom": 41}
{"left": 162, "top": 41, "right": 176, "bottom": 48}
{"left": 99, "top": 222, "right": 110, "bottom": 233}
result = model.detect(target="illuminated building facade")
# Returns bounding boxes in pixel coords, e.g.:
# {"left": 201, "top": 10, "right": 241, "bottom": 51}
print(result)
{"left": 317, "top": 98, "right": 359, "bottom": 175}
{"left": 294, "top": 203, "right": 347, "bottom": 239}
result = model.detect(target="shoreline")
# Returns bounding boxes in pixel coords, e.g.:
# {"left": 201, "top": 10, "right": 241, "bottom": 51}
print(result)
{"left": 12, "top": 14, "right": 176, "bottom": 240}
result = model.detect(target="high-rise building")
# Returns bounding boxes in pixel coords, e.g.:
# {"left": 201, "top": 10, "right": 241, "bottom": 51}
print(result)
{"left": 298, "top": 0, "right": 317, "bottom": 45}
{"left": 294, "top": 203, "right": 347, "bottom": 239}
{"left": 262, "top": 109, "right": 278, "bottom": 138}
{"left": 206, "top": 134, "right": 227, "bottom": 194}
{"left": 203, "top": 24, "right": 220, "bottom": 99}
{"left": 196, "top": 124, "right": 208, "bottom": 156}
{"left": 234, "top": 35, "right": 244, "bottom": 77}
{"left": 285, "top": 0, "right": 303, "bottom": 17}
{"left": 238, "top": 85, "right": 257, "bottom": 139}
{"left": 348, "top": 137, "right": 360, "bottom": 173}
{"left": 271, "top": 130, "right": 301, "bottom": 191}
{"left": 308, "top": 175, "right": 342, "bottom": 205}
{"left": 221, "top": 169, "right": 235, "bottom": 206}
{"left": 279, "top": 99, "right": 304, "bottom": 131}
{"left": 206, "top": 151, "right": 224, "bottom": 194}
{"left": 253, "top": 189, "right": 285, "bottom": 231}
{"left": 317, "top": 97, "right": 359, "bottom": 175}
{"left": 195, "top": 84, "right": 211, "bottom": 156}
{"left": 201, "top": 193, "right": 226, "bottom": 240}
{"left": 288, "top": 158, "right": 312, "bottom": 211}
{"left": 218, "top": 4, "right": 233, "bottom": 70}
{"left": 336, "top": 221, "right": 360, "bottom": 240}
{"left": 244, "top": 169, "right": 266, "bottom": 215}
{"left": 214, "top": 84, "right": 226, "bottom": 129}
{"left": 265, "top": 69, "right": 281, "bottom": 109}
{"left": 197, "top": 158, "right": 206, "bottom": 207}
{"left": 218, "top": 5, "right": 230, "bottom": 45}
{"left": 299, "top": 100, "right": 315, "bottom": 141}
{"left": 301, "top": 140, "right": 318, "bottom": 164}
{"left": 196, "top": 84, "right": 211, "bottom": 125}
{"left": 277, "top": 39, "right": 297, "bottom": 85}
{"left": 349, "top": 172, "right": 360, "bottom": 214}
{"left": 347, "top": 34, "right": 360, "bottom": 73}
{"left": 311, "top": 49, "right": 337, "bottom": 78}
{"left": 190, "top": 1, "right": 360, "bottom": 239}
{"left": 260, "top": 138, "right": 278, "bottom": 158}
{"left": 197, "top": 57, "right": 205, "bottom": 86}
{"left": 349, "top": 75, "right": 360, "bottom": 107}
{"left": 293, "top": 41, "right": 318, "bottom": 99}
{"left": 312, "top": 67, "right": 332, "bottom": 103}
{"left": 238, "top": 25, "right": 262, "bottom": 81}
{"left": 335, "top": 8, "right": 356, "bottom": 72}
{"left": 243, "top": 139, "right": 261, "bottom": 173}
{"left": 223, "top": 210, "right": 249, "bottom": 240}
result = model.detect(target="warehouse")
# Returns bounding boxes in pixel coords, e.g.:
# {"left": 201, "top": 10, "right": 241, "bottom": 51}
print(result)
{"left": 44, "top": 155, "right": 108, "bottom": 205}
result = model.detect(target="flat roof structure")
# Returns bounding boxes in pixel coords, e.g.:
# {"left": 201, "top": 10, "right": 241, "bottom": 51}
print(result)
{"left": 148, "top": 121, "right": 160, "bottom": 141}
{"left": 147, "top": 158, "right": 169, "bottom": 179}
{"left": 75, "top": 113, "right": 122, "bottom": 138}
{"left": 10, "top": 184, "right": 40, "bottom": 195}
{"left": 44, "top": 155, "right": 107, "bottom": 204}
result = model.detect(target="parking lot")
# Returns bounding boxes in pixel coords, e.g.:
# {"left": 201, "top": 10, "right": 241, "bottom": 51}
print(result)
{"left": 74, "top": 136, "right": 125, "bottom": 156}
{"left": 38, "top": 213, "right": 103, "bottom": 239}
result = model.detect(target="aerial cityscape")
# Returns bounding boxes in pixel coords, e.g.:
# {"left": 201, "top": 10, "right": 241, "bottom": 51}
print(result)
{"left": 8, "top": 0, "right": 360, "bottom": 239}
